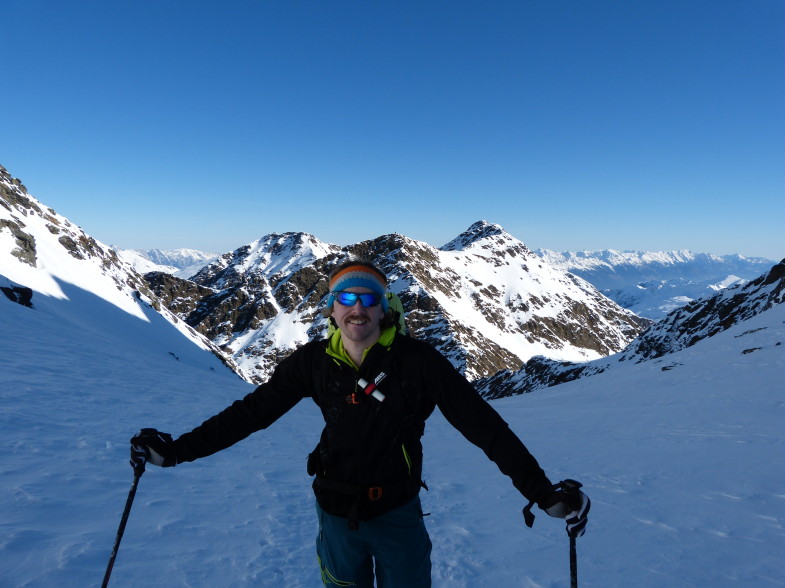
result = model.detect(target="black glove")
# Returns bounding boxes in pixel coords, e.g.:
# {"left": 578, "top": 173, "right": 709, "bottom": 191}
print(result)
{"left": 538, "top": 479, "right": 591, "bottom": 538}
{"left": 564, "top": 491, "right": 590, "bottom": 538}
{"left": 130, "top": 428, "right": 177, "bottom": 471}
{"left": 524, "top": 479, "right": 590, "bottom": 537}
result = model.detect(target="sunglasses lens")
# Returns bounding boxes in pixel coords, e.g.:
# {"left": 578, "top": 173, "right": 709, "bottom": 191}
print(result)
{"left": 336, "top": 292, "right": 357, "bottom": 306}
{"left": 359, "top": 294, "right": 381, "bottom": 307}
{"left": 335, "top": 292, "right": 381, "bottom": 307}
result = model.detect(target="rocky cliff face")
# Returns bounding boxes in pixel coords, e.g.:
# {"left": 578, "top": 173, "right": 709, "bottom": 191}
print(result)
{"left": 147, "top": 232, "right": 341, "bottom": 379}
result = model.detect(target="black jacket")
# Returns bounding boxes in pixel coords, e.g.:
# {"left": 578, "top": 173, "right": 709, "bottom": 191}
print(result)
{"left": 173, "top": 332, "right": 553, "bottom": 521}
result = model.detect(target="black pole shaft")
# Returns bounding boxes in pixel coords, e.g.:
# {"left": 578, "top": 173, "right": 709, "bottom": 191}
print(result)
{"left": 102, "top": 471, "right": 142, "bottom": 588}
{"left": 569, "top": 535, "right": 578, "bottom": 588}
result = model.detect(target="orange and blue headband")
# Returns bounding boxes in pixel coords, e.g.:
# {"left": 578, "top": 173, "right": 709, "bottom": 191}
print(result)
{"left": 326, "top": 265, "right": 389, "bottom": 312}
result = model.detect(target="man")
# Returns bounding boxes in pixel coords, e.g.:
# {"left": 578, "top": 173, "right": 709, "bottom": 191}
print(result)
{"left": 131, "top": 259, "right": 589, "bottom": 587}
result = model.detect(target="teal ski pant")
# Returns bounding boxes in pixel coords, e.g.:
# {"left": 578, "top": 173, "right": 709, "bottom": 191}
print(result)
{"left": 316, "top": 496, "right": 432, "bottom": 587}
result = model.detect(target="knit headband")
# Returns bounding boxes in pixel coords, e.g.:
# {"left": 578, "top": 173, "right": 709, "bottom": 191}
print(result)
{"left": 326, "top": 264, "right": 389, "bottom": 312}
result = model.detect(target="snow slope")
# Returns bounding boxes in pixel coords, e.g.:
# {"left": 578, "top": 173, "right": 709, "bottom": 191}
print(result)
{"left": 2, "top": 267, "right": 784, "bottom": 587}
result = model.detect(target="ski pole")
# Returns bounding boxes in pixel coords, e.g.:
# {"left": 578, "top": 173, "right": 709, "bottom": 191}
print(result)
{"left": 569, "top": 533, "right": 578, "bottom": 588}
{"left": 560, "top": 479, "right": 583, "bottom": 588}
{"left": 102, "top": 463, "right": 144, "bottom": 588}
{"left": 522, "top": 478, "right": 587, "bottom": 588}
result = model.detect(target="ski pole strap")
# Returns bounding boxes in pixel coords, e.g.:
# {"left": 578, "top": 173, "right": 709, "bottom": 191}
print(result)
{"left": 523, "top": 498, "right": 537, "bottom": 528}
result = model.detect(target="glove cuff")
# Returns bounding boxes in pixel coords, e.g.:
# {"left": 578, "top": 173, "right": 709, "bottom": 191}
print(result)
{"left": 544, "top": 501, "right": 573, "bottom": 518}
{"left": 147, "top": 446, "right": 176, "bottom": 467}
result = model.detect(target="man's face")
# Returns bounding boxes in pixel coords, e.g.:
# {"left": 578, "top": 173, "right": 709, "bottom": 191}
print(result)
{"left": 331, "top": 287, "right": 384, "bottom": 347}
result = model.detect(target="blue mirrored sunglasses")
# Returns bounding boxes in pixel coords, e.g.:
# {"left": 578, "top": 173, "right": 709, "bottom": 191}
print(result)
{"left": 334, "top": 291, "right": 382, "bottom": 308}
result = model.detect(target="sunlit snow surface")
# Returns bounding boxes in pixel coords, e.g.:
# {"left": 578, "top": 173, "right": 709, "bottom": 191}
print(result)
{"left": 2, "top": 275, "right": 784, "bottom": 587}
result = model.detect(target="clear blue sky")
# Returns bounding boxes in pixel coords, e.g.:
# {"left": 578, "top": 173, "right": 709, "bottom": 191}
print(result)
{"left": 3, "top": 1, "right": 783, "bottom": 259}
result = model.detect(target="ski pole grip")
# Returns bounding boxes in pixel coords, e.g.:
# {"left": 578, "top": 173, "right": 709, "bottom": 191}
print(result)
{"left": 560, "top": 479, "right": 582, "bottom": 495}
{"left": 558, "top": 479, "right": 583, "bottom": 511}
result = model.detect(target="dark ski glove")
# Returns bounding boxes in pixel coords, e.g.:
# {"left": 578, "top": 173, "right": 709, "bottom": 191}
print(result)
{"left": 524, "top": 479, "right": 590, "bottom": 537}
{"left": 564, "top": 491, "right": 590, "bottom": 538}
{"left": 130, "top": 428, "right": 177, "bottom": 470}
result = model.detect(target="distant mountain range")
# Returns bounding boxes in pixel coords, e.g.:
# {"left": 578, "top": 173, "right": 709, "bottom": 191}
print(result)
{"left": 126, "top": 245, "right": 776, "bottom": 322}
{"left": 537, "top": 249, "right": 775, "bottom": 319}
{"left": 116, "top": 247, "right": 219, "bottom": 278}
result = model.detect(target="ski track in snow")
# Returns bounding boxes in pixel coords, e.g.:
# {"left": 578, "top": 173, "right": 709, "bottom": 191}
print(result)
{"left": 2, "top": 284, "right": 785, "bottom": 587}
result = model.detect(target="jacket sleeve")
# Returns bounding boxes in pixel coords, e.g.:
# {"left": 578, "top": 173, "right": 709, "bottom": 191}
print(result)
{"left": 173, "top": 343, "right": 317, "bottom": 463}
{"left": 422, "top": 343, "right": 554, "bottom": 503}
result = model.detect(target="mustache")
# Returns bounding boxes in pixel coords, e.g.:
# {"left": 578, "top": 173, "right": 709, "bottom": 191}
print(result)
{"left": 345, "top": 313, "right": 370, "bottom": 320}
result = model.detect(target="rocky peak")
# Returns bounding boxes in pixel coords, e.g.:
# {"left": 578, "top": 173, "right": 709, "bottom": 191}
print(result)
{"left": 441, "top": 220, "right": 508, "bottom": 251}
{"left": 152, "top": 223, "right": 647, "bottom": 383}
{"left": 191, "top": 232, "right": 339, "bottom": 288}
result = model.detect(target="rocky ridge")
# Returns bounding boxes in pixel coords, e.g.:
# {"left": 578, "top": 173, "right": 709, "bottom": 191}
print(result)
{"left": 0, "top": 165, "right": 247, "bottom": 379}
{"left": 477, "top": 258, "right": 785, "bottom": 398}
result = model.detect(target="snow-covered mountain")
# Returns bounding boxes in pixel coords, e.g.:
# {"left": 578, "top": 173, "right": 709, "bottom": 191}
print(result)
{"left": 619, "top": 259, "right": 785, "bottom": 362}
{"left": 113, "top": 216, "right": 781, "bottom": 368}
{"left": 0, "top": 165, "right": 645, "bottom": 386}
{"left": 478, "top": 257, "right": 785, "bottom": 398}
{"left": 147, "top": 222, "right": 646, "bottom": 383}
{"left": 0, "top": 164, "right": 246, "bottom": 379}
{"left": 537, "top": 249, "right": 775, "bottom": 319}
{"left": 115, "top": 247, "right": 219, "bottom": 279}
{"left": 129, "top": 246, "right": 778, "bottom": 324}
